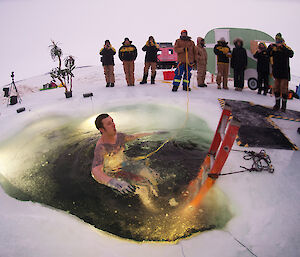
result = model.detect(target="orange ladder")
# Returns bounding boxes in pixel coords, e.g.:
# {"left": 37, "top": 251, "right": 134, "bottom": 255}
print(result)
{"left": 186, "top": 104, "right": 240, "bottom": 208}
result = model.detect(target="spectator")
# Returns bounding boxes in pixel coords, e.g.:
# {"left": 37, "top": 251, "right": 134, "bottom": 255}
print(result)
{"left": 231, "top": 38, "right": 247, "bottom": 91}
{"left": 195, "top": 37, "right": 207, "bottom": 87}
{"left": 99, "top": 40, "right": 116, "bottom": 87}
{"left": 253, "top": 42, "right": 270, "bottom": 95}
{"left": 172, "top": 30, "right": 196, "bottom": 92}
{"left": 119, "top": 38, "right": 138, "bottom": 86}
{"left": 268, "top": 33, "right": 294, "bottom": 112}
{"left": 140, "top": 36, "right": 159, "bottom": 85}
{"left": 214, "top": 37, "right": 231, "bottom": 89}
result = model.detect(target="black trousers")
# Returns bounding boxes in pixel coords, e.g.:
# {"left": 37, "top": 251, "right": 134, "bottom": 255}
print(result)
{"left": 258, "top": 72, "right": 269, "bottom": 93}
{"left": 233, "top": 69, "right": 245, "bottom": 88}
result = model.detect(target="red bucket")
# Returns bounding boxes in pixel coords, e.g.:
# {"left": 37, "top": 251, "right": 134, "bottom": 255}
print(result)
{"left": 163, "top": 71, "right": 175, "bottom": 80}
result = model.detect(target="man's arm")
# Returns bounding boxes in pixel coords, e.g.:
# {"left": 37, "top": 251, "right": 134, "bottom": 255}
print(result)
{"left": 91, "top": 164, "right": 112, "bottom": 185}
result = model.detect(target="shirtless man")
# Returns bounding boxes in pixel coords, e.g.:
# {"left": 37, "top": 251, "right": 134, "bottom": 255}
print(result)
{"left": 91, "top": 114, "right": 160, "bottom": 206}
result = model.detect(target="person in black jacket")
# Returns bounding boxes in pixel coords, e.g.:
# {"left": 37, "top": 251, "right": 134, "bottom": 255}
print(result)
{"left": 253, "top": 42, "right": 270, "bottom": 95}
{"left": 100, "top": 40, "right": 116, "bottom": 87}
{"left": 213, "top": 38, "right": 231, "bottom": 89}
{"left": 231, "top": 38, "right": 247, "bottom": 91}
{"left": 119, "top": 38, "right": 138, "bottom": 86}
{"left": 268, "top": 33, "right": 294, "bottom": 112}
{"left": 140, "top": 36, "right": 159, "bottom": 85}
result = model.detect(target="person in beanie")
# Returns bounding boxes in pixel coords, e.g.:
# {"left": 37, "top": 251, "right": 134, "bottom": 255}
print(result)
{"left": 267, "top": 33, "right": 294, "bottom": 112}
{"left": 253, "top": 42, "right": 270, "bottom": 95}
{"left": 100, "top": 40, "right": 116, "bottom": 87}
{"left": 119, "top": 38, "right": 138, "bottom": 86}
{"left": 172, "top": 30, "right": 196, "bottom": 92}
{"left": 140, "top": 36, "right": 159, "bottom": 85}
{"left": 231, "top": 38, "right": 247, "bottom": 91}
{"left": 195, "top": 37, "right": 207, "bottom": 87}
{"left": 213, "top": 37, "right": 231, "bottom": 89}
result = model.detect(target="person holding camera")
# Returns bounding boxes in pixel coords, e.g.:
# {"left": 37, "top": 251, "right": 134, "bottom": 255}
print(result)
{"left": 119, "top": 38, "right": 138, "bottom": 86}
{"left": 140, "top": 36, "right": 159, "bottom": 85}
{"left": 267, "top": 33, "right": 294, "bottom": 112}
{"left": 214, "top": 37, "right": 231, "bottom": 89}
{"left": 253, "top": 42, "right": 270, "bottom": 95}
{"left": 100, "top": 40, "right": 116, "bottom": 87}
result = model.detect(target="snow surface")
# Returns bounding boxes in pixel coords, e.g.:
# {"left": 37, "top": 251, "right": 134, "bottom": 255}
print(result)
{"left": 1, "top": 64, "right": 300, "bottom": 257}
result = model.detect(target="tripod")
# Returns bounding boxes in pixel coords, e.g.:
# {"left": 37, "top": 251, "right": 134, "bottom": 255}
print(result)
{"left": 7, "top": 72, "right": 22, "bottom": 106}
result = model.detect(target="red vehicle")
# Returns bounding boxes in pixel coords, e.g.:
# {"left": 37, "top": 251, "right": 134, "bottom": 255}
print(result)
{"left": 157, "top": 42, "right": 177, "bottom": 69}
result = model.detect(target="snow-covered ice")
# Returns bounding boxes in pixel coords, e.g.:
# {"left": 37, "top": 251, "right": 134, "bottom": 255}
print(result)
{"left": 1, "top": 64, "right": 300, "bottom": 257}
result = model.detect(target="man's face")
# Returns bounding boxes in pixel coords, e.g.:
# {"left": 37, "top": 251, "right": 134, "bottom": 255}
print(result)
{"left": 100, "top": 116, "right": 116, "bottom": 136}
{"left": 125, "top": 40, "right": 130, "bottom": 45}
{"left": 181, "top": 32, "right": 187, "bottom": 37}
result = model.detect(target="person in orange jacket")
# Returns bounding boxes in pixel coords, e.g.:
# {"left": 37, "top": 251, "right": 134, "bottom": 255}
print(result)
{"left": 195, "top": 37, "right": 208, "bottom": 87}
{"left": 172, "top": 30, "right": 196, "bottom": 92}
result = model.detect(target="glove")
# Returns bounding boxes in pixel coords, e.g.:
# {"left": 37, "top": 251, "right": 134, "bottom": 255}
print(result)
{"left": 108, "top": 179, "right": 135, "bottom": 194}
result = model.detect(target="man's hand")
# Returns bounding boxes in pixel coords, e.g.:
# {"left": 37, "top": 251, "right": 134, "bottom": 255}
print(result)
{"left": 108, "top": 179, "right": 135, "bottom": 194}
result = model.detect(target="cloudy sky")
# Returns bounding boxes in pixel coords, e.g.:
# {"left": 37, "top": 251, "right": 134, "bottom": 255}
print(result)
{"left": 0, "top": 0, "right": 299, "bottom": 86}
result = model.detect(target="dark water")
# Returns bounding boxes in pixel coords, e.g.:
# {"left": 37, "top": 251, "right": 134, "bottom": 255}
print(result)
{"left": 0, "top": 104, "right": 234, "bottom": 242}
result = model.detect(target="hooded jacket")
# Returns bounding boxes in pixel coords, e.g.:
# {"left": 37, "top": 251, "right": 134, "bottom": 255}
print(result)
{"left": 231, "top": 38, "right": 247, "bottom": 70}
{"left": 119, "top": 43, "right": 138, "bottom": 61}
{"left": 142, "top": 40, "right": 159, "bottom": 62}
{"left": 174, "top": 36, "right": 196, "bottom": 64}
{"left": 195, "top": 37, "right": 207, "bottom": 66}
{"left": 253, "top": 44, "right": 270, "bottom": 74}
{"left": 214, "top": 40, "right": 231, "bottom": 64}
{"left": 99, "top": 46, "right": 116, "bottom": 66}
{"left": 267, "top": 43, "right": 294, "bottom": 80}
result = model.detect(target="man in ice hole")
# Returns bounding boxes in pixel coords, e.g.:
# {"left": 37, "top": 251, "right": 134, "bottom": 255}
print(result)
{"left": 91, "top": 113, "right": 160, "bottom": 210}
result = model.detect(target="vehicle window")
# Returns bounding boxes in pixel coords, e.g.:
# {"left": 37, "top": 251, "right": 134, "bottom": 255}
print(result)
{"left": 168, "top": 49, "right": 173, "bottom": 55}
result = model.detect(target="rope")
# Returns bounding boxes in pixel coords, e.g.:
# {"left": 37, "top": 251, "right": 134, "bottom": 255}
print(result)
{"left": 208, "top": 149, "right": 274, "bottom": 179}
{"left": 133, "top": 48, "right": 192, "bottom": 161}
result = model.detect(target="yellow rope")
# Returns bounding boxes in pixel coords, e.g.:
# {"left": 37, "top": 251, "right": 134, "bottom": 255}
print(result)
{"left": 133, "top": 48, "right": 191, "bottom": 161}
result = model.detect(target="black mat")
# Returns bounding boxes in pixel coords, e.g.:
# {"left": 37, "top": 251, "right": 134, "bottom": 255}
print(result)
{"left": 223, "top": 99, "right": 300, "bottom": 150}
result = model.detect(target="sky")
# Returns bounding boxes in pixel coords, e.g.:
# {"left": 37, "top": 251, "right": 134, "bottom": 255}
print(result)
{"left": 0, "top": 0, "right": 299, "bottom": 86}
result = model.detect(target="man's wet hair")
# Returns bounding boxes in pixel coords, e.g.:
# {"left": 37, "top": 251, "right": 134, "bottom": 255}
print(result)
{"left": 95, "top": 113, "right": 109, "bottom": 130}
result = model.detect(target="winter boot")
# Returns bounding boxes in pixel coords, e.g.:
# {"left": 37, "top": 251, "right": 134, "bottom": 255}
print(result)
{"left": 140, "top": 73, "right": 148, "bottom": 84}
{"left": 151, "top": 72, "right": 156, "bottom": 84}
{"left": 172, "top": 85, "right": 178, "bottom": 92}
{"left": 281, "top": 95, "right": 287, "bottom": 112}
{"left": 110, "top": 83, "right": 115, "bottom": 87}
{"left": 273, "top": 93, "right": 281, "bottom": 111}
{"left": 106, "top": 83, "right": 110, "bottom": 87}
{"left": 183, "top": 85, "right": 191, "bottom": 91}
